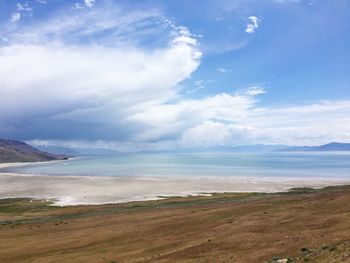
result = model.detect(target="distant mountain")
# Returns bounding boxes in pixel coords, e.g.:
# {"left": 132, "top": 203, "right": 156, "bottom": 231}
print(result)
{"left": 279, "top": 142, "right": 350, "bottom": 152}
{"left": 0, "top": 139, "right": 68, "bottom": 163}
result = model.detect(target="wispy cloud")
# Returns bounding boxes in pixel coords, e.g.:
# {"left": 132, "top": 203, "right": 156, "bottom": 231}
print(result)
{"left": 10, "top": 12, "right": 21, "bottom": 22}
{"left": 244, "top": 86, "right": 266, "bottom": 96}
{"left": 16, "top": 3, "right": 32, "bottom": 12}
{"left": 218, "top": 67, "right": 229, "bottom": 74}
{"left": 186, "top": 80, "right": 213, "bottom": 94}
{"left": 2, "top": 4, "right": 164, "bottom": 47}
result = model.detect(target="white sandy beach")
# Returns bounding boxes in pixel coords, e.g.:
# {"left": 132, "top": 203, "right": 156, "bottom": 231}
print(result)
{"left": 1, "top": 162, "right": 350, "bottom": 206}
{"left": 0, "top": 160, "right": 67, "bottom": 169}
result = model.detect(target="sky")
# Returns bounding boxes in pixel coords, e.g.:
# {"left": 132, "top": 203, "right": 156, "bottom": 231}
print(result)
{"left": 0, "top": 0, "right": 349, "bottom": 151}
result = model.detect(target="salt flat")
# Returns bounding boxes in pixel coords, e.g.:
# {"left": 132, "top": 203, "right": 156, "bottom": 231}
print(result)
{"left": 1, "top": 171, "right": 349, "bottom": 206}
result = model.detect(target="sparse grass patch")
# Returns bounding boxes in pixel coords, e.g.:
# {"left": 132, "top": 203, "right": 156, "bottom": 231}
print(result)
{"left": 0, "top": 198, "right": 57, "bottom": 214}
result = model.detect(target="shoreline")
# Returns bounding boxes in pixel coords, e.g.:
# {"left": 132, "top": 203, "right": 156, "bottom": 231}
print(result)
{"left": 1, "top": 170, "right": 350, "bottom": 206}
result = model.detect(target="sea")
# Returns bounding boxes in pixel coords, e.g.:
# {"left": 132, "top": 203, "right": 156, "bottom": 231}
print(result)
{"left": 3, "top": 152, "right": 350, "bottom": 179}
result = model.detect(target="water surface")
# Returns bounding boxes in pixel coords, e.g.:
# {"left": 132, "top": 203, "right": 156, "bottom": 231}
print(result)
{"left": 3, "top": 152, "right": 350, "bottom": 179}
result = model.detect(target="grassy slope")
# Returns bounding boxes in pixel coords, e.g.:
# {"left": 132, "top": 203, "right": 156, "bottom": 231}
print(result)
{"left": 1, "top": 187, "right": 350, "bottom": 262}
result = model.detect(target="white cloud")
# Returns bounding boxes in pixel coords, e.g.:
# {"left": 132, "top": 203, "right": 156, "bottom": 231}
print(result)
{"left": 187, "top": 79, "right": 214, "bottom": 94}
{"left": 9, "top": 3, "right": 32, "bottom": 23}
{"left": 84, "top": 0, "right": 95, "bottom": 8}
{"left": 182, "top": 121, "right": 232, "bottom": 147}
{"left": 127, "top": 92, "right": 258, "bottom": 143}
{"left": 16, "top": 3, "right": 32, "bottom": 12}
{"left": 245, "top": 16, "right": 260, "bottom": 34}
{"left": 16, "top": 3, "right": 25, "bottom": 11}
{"left": 170, "top": 26, "right": 200, "bottom": 47}
{"left": 179, "top": 100, "right": 350, "bottom": 148}
{"left": 10, "top": 12, "right": 21, "bottom": 22}
{"left": 244, "top": 86, "right": 266, "bottom": 96}
{"left": 0, "top": 3, "right": 201, "bottom": 144}
{"left": 0, "top": 40, "right": 200, "bottom": 129}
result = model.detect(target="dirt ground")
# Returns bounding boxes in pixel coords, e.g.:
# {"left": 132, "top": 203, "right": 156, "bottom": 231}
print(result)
{"left": 1, "top": 186, "right": 350, "bottom": 263}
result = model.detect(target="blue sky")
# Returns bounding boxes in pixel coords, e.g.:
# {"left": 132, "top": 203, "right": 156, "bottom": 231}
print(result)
{"left": 0, "top": 0, "right": 349, "bottom": 151}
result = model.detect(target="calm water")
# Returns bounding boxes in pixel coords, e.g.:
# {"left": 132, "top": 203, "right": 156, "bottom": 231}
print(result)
{"left": 3, "top": 152, "right": 350, "bottom": 179}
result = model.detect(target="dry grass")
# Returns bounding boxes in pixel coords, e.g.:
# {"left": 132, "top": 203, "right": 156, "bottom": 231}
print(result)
{"left": 1, "top": 186, "right": 350, "bottom": 262}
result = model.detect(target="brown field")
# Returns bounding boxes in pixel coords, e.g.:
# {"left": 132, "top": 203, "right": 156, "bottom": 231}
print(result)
{"left": 1, "top": 186, "right": 350, "bottom": 263}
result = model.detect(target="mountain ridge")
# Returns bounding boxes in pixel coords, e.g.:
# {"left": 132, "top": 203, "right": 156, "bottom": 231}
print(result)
{"left": 278, "top": 142, "right": 350, "bottom": 152}
{"left": 0, "top": 139, "right": 68, "bottom": 163}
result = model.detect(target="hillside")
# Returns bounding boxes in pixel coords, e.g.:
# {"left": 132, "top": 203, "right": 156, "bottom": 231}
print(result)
{"left": 279, "top": 142, "right": 350, "bottom": 152}
{"left": 0, "top": 139, "right": 68, "bottom": 163}
{"left": 1, "top": 186, "right": 350, "bottom": 262}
